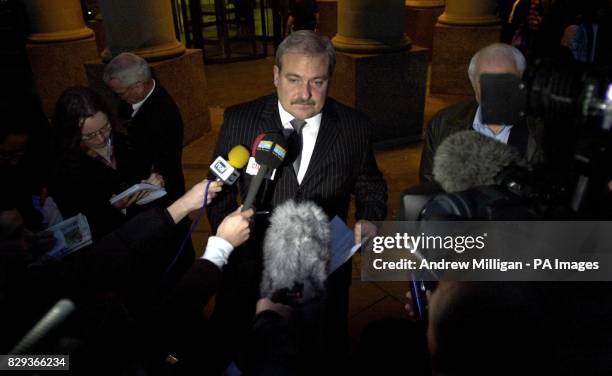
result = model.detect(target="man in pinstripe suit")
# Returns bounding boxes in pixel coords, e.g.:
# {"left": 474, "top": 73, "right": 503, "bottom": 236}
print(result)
{"left": 206, "top": 30, "right": 387, "bottom": 370}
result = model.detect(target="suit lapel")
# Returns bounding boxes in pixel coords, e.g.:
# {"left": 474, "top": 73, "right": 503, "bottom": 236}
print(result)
{"left": 300, "top": 100, "right": 341, "bottom": 187}
{"left": 258, "top": 95, "right": 284, "bottom": 134}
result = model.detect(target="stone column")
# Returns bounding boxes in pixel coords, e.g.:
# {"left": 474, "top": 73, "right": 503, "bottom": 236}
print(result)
{"left": 86, "top": 0, "right": 209, "bottom": 144}
{"left": 98, "top": 0, "right": 184, "bottom": 61}
{"left": 24, "top": 0, "right": 94, "bottom": 42}
{"left": 24, "top": 0, "right": 99, "bottom": 115}
{"left": 430, "top": 0, "right": 501, "bottom": 95}
{"left": 330, "top": 0, "right": 427, "bottom": 147}
{"left": 405, "top": 0, "right": 444, "bottom": 54}
{"left": 332, "top": 0, "right": 410, "bottom": 53}
{"left": 316, "top": 0, "right": 338, "bottom": 39}
{"left": 437, "top": 0, "right": 499, "bottom": 25}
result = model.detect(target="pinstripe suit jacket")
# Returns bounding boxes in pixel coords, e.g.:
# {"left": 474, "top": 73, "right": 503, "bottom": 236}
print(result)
{"left": 207, "top": 94, "right": 387, "bottom": 230}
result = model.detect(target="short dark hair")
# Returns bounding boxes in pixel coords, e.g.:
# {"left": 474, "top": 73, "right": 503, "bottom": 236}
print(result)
{"left": 275, "top": 30, "right": 336, "bottom": 76}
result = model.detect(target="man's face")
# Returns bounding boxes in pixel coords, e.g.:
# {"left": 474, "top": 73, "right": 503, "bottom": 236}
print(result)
{"left": 107, "top": 78, "right": 146, "bottom": 105}
{"left": 274, "top": 52, "right": 330, "bottom": 120}
{"left": 473, "top": 60, "right": 520, "bottom": 103}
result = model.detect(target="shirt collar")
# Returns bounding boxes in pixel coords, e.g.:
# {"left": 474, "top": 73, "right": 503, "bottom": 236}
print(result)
{"left": 277, "top": 101, "right": 322, "bottom": 129}
{"left": 472, "top": 105, "right": 513, "bottom": 143}
{"left": 131, "top": 79, "right": 156, "bottom": 116}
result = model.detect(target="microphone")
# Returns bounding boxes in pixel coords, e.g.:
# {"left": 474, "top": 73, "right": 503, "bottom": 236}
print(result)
{"left": 251, "top": 133, "right": 267, "bottom": 156}
{"left": 242, "top": 132, "right": 287, "bottom": 211}
{"left": 10, "top": 299, "right": 75, "bottom": 354}
{"left": 260, "top": 200, "right": 330, "bottom": 305}
{"left": 210, "top": 145, "right": 250, "bottom": 185}
{"left": 433, "top": 130, "right": 524, "bottom": 193}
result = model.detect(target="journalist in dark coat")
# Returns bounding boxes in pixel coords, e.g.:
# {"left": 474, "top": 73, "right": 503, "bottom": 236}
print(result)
{"left": 48, "top": 86, "right": 159, "bottom": 240}
{"left": 104, "top": 52, "right": 186, "bottom": 204}
{"left": 104, "top": 53, "right": 192, "bottom": 284}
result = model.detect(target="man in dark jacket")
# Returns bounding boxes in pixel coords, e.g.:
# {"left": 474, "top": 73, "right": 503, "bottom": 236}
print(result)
{"left": 103, "top": 52, "right": 185, "bottom": 203}
{"left": 419, "top": 43, "right": 544, "bottom": 183}
{"left": 104, "top": 53, "right": 193, "bottom": 286}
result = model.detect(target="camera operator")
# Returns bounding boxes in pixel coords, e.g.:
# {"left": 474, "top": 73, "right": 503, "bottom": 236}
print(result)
{"left": 420, "top": 43, "right": 544, "bottom": 183}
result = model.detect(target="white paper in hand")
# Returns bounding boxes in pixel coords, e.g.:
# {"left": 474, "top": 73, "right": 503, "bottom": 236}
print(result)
{"left": 31, "top": 213, "right": 93, "bottom": 267}
{"left": 136, "top": 188, "right": 167, "bottom": 205}
{"left": 109, "top": 183, "right": 167, "bottom": 206}
{"left": 328, "top": 216, "right": 368, "bottom": 274}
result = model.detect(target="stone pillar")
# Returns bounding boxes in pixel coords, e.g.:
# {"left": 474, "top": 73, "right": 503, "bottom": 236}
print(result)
{"left": 24, "top": 0, "right": 99, "bottom": 115}
{"left": 98, "top": 0, "right": 185, "bottom": 61}
{"left": 24, "top": 0, "right": 94, "bottom": 42}
{"left": 86, "top": 1, "right": 209, "bottom": 144}
{"left": 437, "top": 0, "right": 499, "bottom": 26}
{"left": 430, "top": 0, "right": 501, "bottom": 95}
{"left": 330, "top": 0, "right": 427, "bottom": 147}
{"left": 332, "top": 0, "right": 411, "bottom": 53}
{"left": 316, "top": 0, "right": 338, "bottom": 40}
{"left": 405, "top": 0, "right": 444, "bottom": 54}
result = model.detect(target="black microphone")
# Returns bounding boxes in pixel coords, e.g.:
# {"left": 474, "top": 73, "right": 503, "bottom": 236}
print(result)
{"left": 433, "top": 130, "right": 524, "bottom": 193}
{"left": 260, "top": 200, "right": 330, "bottom": 305}
{"left": 242, "top": 132, "right": 287, "bottom": 211}
{"left": 10, "top": 299, "right": 75, "bottom": 355}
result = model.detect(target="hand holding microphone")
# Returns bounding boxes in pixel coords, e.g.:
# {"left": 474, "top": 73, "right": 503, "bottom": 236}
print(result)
{"left": 216, "top": 206, "right": 255, "bottom": 247}
{"left": 210, "top": 145, "right": 250, "bottom": 185}
{"left": 167, "top": 179, "right": 223, "bottom": 224}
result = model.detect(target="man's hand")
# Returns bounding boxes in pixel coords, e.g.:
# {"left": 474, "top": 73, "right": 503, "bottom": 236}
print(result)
{"left": 216, "top": 206, "right": 254, "bottom": 248}
{"left": 256, "top": 297, "right": 293, "bottom": 320}
{"left": 167, "top": 179, "right": 223, "bottom": 223}
{"left": 354, "top": 219, "right": 377, "bottom": 245}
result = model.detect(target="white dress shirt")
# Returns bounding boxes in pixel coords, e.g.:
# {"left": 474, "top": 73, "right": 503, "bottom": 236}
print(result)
{"left": 278, "top": 102, "right": 322, "bottom": 184}
{"left": 131, "top": 79, "right": 156, "bottom": 117}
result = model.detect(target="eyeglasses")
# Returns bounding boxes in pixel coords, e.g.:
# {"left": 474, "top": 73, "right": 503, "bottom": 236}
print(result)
{"left": 81, "top": 122, "right": 111, "bottom": 141}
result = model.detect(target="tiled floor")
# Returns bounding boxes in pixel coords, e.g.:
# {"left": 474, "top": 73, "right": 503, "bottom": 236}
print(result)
{"left": 181, "top": 56, "right": 470, "bottom": 350}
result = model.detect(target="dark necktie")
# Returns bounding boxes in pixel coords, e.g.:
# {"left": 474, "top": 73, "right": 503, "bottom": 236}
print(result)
{"left": 290, "top": 118, "right": 307, "bottom": 176}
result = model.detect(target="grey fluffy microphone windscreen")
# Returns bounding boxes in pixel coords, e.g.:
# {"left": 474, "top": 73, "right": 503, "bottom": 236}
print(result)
{"left": 260, "top": 200, "right": 330, "bottom": 303}
{"left": 433, "top": 130, "right": 524, "bottom": 193}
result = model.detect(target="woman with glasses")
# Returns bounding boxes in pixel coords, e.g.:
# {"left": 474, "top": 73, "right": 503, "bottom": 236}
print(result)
{"left": 49, "top": 86, "right": 163, "bottom": 240}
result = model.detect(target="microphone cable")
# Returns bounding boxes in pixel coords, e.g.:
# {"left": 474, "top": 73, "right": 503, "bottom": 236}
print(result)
{"left": 161, "top": 179, "right": 213, "bottom": 284}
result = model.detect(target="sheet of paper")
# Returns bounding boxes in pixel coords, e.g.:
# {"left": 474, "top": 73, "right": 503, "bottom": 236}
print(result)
{"left": 31, "top": 214, "right": 92, "bottom": 266}
{"left": 109, "top": 183, "right": 167, "bottom": 205}
{"left": 328, "top": 216, "right": 367, "bottom": 274}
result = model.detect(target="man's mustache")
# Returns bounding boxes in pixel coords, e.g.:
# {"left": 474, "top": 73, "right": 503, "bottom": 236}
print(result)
{"left": 291, "top": 99, "right": 316, "bottom": 106}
